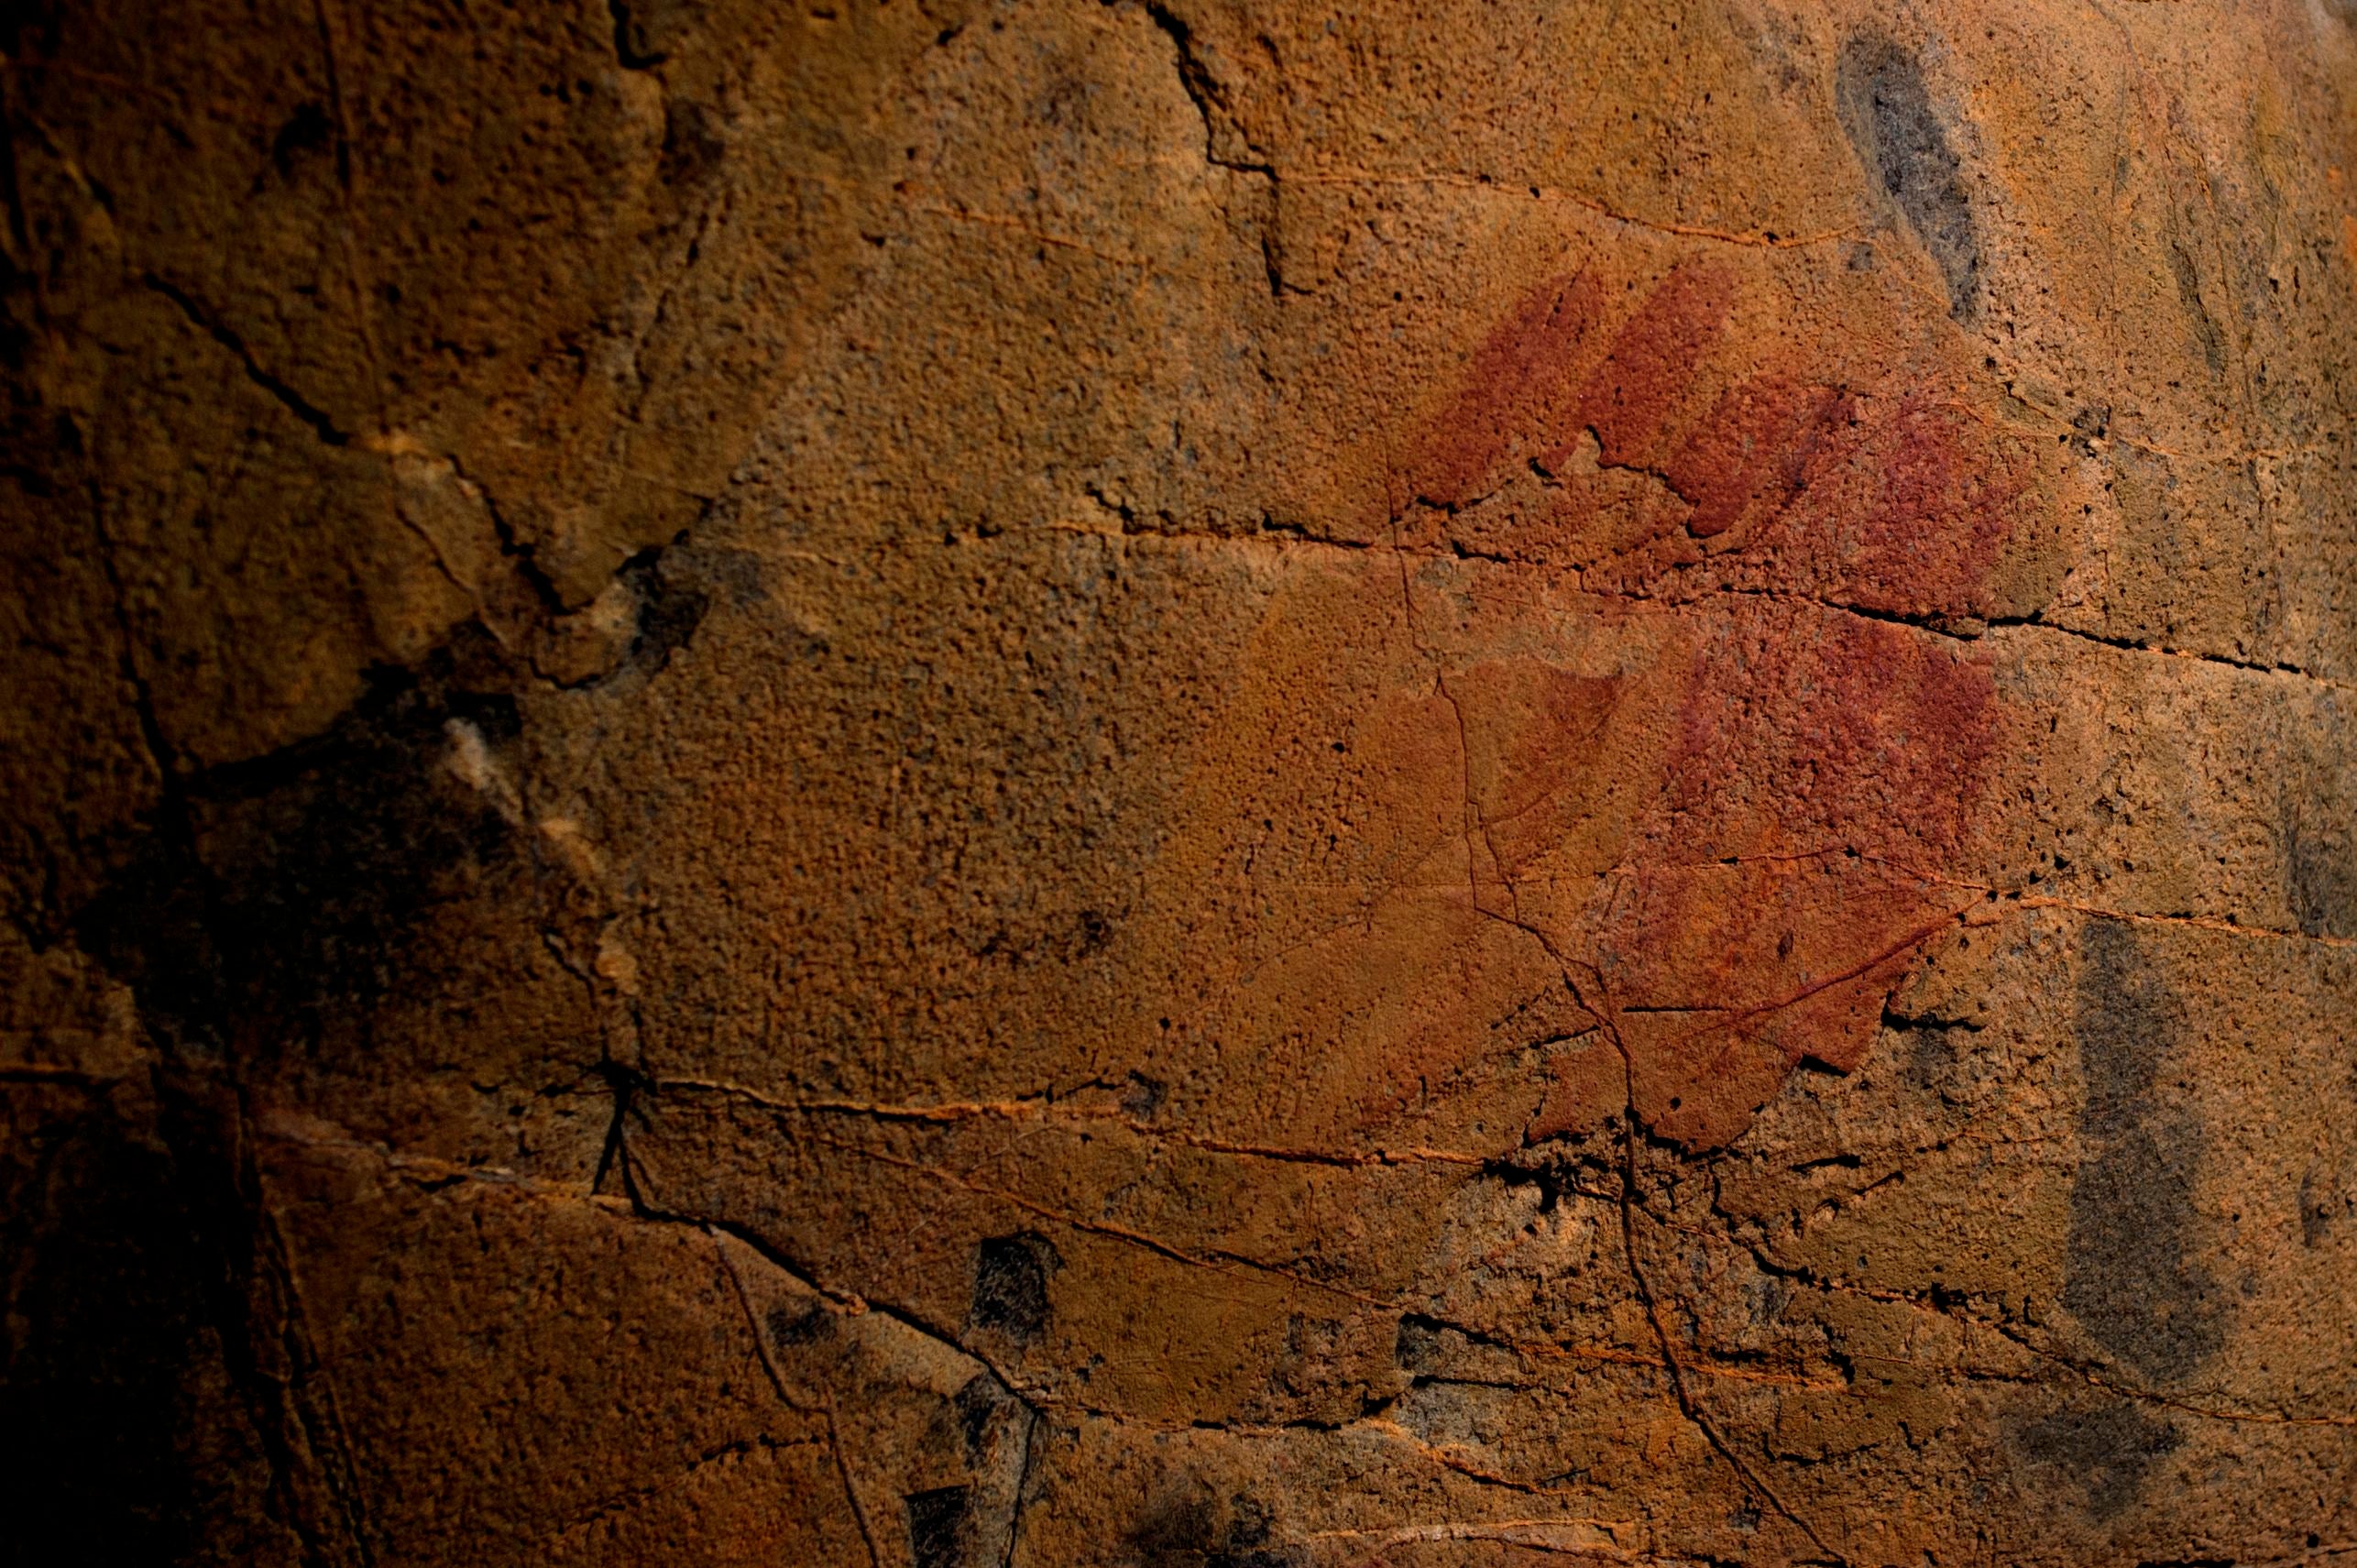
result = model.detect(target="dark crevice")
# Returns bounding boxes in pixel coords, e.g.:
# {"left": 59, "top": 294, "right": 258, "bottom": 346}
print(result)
{"left": 615, "top": 533, "right": 712, "bottom": 674}
{"left": 589, "top": 1060, "right": 649, "bottom": 1198}
{"left": 1597, "top": 580, "right": 1990, "bottom": 642}
{"left": 1134, "top": 0, "right": 1274, "bottom": 176}
{"left": 147, "top": 1065, "right": 378, "bottom": 1565}
{"left": 1598, "top": 574, "right": 2352, "bottom": 687}
{"left": 76, "top": 488, "right": 368, "bottom": 1557}
{"left": 626, "top": 1179, "right": 1047, "bottom": 1425}
{"left": 607, "top": 0, "right": 668, "bottom": 69}
{"left": 1618, "top": 1159, "right": 1843, "bottom": 1561}
{"left": 1984, "top": 612, "right": 2349, "bottom": 688}
{"left": 441, "top": 448, "right": 569, "bottom": 616}
{"left": 142, "top": 270, "right": 587, "bottom": 628}
{"left": 140, "top": 273, "right": 352, "bottom": 448}
{"left": 1881, "top": 1003, "right": 1985, "bottom": 1034}
{"left": 75, "top": 649, "right": 533, "bottom": 1081}
{"left": 998, "top": 1402, "right": 1041, "bottom": 1568}
{"left": 304, "top": 0, "right": 355, "bottom": 194}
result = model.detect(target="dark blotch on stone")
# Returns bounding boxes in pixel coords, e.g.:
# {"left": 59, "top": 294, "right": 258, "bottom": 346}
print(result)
{"left": 657, "top": 98, "right": 728, "bottom": 191}
{"left": 1122, "top": 1070, "right": 1167, "bottom": 1118}
{"left": 2286, "top": 792, "right": 2357, "bottom": 940}
{"left": 2064, "top": 1125, "right": 2225, "bottom": 1379}
{"left": 0, "top": 1090, "right": 232, "bottom": 1563}
{"left": 2072, "top": 920, "right": 2173, "bottom": 1138}
{"left": 1836, "top": 34, "right": 1981, "bottom": 321}
{"left": 619, "top": 544, "right": 712, "bottom": 676}
{"left": 969, "top": 1232, "right": 1060, "bottom": 1343}
{"left": 765, "top": 1300, "right": 832, "bottom": 1346}
{"left": 2063, "top": 923, "right": 2226, "bottom": 1384}
{"left": 904, "top": 1484, "right": 972, "bottom": 1568}
{"left": 1895, "top": 1016, "right": 1979, "bottom": 1104}
{"left": 953, "top": 1373, "right": 1007, "bottom": 1464}
{"left": 1393, "top": 1312, "right": 1444, "bottom": 1373}
{"left": 972, "top": 906, "right": 1123, "bottom": 967}
{"left": 2167, "top": 240, "right": 2227, "bottom": 373}
{"left": 1130, "top": 1485, "right": 1295, "bottom": 1568}
{"left": 76, "top": 639, "right": 528, "bottom": 1063}
{"left": 2015, "top": 1398, "right": 2182, "bottom": 1520}
{"left": 2300, "top": 1161, "right": 2341, "bottom": 1248}
{"left": 1074, "top": 907, "right": 1115, "bottom": 956}
{"left": 269, "top": 103, "right": 334, "bottom": 179}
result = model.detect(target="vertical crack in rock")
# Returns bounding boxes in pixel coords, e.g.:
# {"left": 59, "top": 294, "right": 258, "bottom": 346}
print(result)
{"left": 1617, "top": 1117, "right": 1842, "bottom": 1563}
{"left": 1131, "top": 0, "right": 1286, "bottom": 297}
{"left": 1137, "top": 1, "right": 1271, "bottom": 173}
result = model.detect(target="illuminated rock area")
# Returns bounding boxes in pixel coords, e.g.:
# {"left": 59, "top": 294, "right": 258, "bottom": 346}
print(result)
{"left": 2, "top": 0, "right": 2354, "bottom": 1562}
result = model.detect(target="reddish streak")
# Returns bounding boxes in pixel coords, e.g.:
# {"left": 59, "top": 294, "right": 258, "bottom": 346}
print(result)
{"left": 1387, "top": 261, "right": 2026, "bottom": 1146}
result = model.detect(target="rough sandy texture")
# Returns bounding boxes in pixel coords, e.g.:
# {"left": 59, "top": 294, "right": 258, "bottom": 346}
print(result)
{"left": 3, "top": 0, "right": 2355, "bottom": 1562}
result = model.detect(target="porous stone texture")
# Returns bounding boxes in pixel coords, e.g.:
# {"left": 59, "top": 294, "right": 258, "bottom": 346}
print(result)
{"left": 3, "top": 0, "right": 2355, "bottom": 1563}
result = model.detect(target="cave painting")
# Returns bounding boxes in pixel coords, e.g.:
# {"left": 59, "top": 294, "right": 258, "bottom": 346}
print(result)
{"left": 1159, "top": 258, "right": 2040, "bottom": 1153}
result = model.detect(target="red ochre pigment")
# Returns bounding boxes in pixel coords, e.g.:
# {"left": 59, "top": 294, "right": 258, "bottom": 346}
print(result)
{"left": 1386, "top": 261, "right": 2029, "bottom": 1148}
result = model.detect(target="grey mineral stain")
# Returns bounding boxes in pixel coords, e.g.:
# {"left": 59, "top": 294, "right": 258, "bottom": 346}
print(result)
{"left": 2285, "top": 779, "right": 2357, "bottom": 940}
{"left": 1836, "top": 33, "right": 1981, "bottom": 322}
{"left": 1393, "top": 1312, "right": 1446, "bottom": 1374}
{"left": 2062, "top": 923, "right": 2227, "bottom": 1385}
{"left": 969, "top": 1232, "right": 1062, "bottom": 1343}
{"left": 2072, "top": 920, "right": 2171, "bottom": 1140}
{"left": 765, "top": 1299, "right": 833, "bottom": 1346}
{"left": 905, "top": 1484, "right": 975, "bottom": 1568}
{"left": 2167, "top": 239, "right": 2228, "bottom": 374}
{"left": 617, "top": 542, "right": 714, "bottom": 676}
{"left": 1131, "top": 1486, "right": 1294, "bottom": 1568}
{"left": 2064, "top": 1125, "right": 2226, "bottom": 1379}
{"left": 2016, "top": 1398, "right": 2184, "bottom": 1520}
{"left": 953, "top": 1373, "right": 1012, "bottom": 1464}
{"left": 2301, "top": 1160, "right": 2345, "bottom": 1249}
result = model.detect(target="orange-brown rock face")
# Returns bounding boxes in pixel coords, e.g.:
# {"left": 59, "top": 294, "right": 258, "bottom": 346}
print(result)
{"left": 4, "top": 0, "right": 2355, "bottom": 1563}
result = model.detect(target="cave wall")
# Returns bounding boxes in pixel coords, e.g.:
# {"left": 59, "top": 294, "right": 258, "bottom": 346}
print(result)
{"left": 3, "top": 0, "right": 2356, "bottom": 1563}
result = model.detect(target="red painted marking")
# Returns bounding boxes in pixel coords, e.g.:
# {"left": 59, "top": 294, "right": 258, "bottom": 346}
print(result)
{"left": 1666, "top": 616, "right": 1999, "bottom": 864}
{"left": 1572, "top": 260, "right": 1739, "bottom": 470}
{"left": 1378, "top": 260, "right": 2033, "bottom": 1147}
{"left": 1400, "top": 270, "right": 1604, "bottom": 511}
{"left": 1663, "top": 373, "right": 1847, "bottom": 540}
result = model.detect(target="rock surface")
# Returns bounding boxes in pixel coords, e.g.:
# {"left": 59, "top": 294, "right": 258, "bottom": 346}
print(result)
{"left": 3, "top": 0, "right": 2356, "bottom": 1562}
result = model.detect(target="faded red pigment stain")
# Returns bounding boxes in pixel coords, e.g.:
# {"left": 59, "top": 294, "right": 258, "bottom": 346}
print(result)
{"left": 1661, "top": 373, "right": 1847, "bottom": 540}
{"left": 1611, "top": 611, "right": 2003, "bottom": 1144}
{"left": 1397, "top": 269, "right": 1606, "bottom": 510}
{"left": 1664, "top": 614, "right": 2000, "bottom": 866}
{"left": 1383, "top": 261, "right": 2027, "bottom": 1148}
{"left": 1398, "top": 261, "right": 2031, "bottom": 622}
{"left": 1566, "top": 259, "right": 1741, "bottom": 472}
{"left": 1803, "top": 388, "right": 2021, "bottom": 617}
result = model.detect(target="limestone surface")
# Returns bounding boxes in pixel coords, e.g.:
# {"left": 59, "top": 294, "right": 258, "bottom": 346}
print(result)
{"left": 2, "top": 0, "right": 2355, "bottom": 1563}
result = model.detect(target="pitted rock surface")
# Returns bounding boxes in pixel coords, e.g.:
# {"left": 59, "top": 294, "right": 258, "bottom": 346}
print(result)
{"left": 3, "top": 0, "right": 2355, "bottom": 1563}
